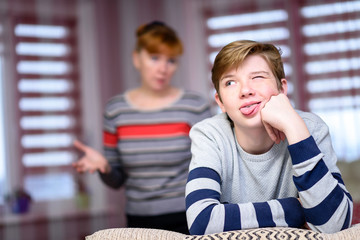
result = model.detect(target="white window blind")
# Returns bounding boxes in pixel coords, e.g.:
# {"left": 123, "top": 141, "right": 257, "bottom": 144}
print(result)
{"left": 301, "top": 1, "right": 360, "bottom": 162}
{"left": 14, "top": 17, "right": 81, "bottom": 201}
{"left": 205, "top": 2, "right": 294, "bottom": 113}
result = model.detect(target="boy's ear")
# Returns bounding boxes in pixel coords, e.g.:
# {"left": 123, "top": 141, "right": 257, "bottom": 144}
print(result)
{"left": 215, "top": 92, "right": 226, "bottom": 113}
{"left": 280, "top": 78, "right": 288, "bottom": 95}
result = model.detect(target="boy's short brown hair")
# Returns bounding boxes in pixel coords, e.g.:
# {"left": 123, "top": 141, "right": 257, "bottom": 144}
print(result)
{"left": 211, "top": 40, "right": 285, "bottom": 99}
{"left": 135, "top": 21, "right": 183, "bottom": 57}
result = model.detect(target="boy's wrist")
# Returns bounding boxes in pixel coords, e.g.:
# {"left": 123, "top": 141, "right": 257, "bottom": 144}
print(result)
{"left": 283, "top": 117, "right": 310, "bottom": 145}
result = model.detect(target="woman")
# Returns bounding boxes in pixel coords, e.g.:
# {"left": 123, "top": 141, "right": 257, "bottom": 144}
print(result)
{"left": 72, "top": 21, "right": 212, "bottom": 234}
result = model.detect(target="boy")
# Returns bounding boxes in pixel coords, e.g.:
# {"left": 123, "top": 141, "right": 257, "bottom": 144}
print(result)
{"left": 185, "top": 40, "right": 353, "bottom": 235}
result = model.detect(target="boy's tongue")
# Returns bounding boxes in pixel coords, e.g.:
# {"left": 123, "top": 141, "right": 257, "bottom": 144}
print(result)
{"left": 240, "top": 103, "right": 258, "bottom": 115}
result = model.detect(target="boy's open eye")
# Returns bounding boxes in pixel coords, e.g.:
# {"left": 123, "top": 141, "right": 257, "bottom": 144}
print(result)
{"left": 225, "top": 80, "right": 236, "bottom": 86}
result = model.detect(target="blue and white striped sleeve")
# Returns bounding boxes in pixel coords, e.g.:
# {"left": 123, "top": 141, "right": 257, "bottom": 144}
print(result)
{"left": 289, "top": 136, "right": 353, "bottom": 233}
{"left": 185, "top": 167, "right": 306, "bottom": 235}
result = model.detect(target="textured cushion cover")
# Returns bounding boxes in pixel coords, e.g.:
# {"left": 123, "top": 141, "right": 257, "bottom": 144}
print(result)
{"left": 86, "top": 224, "right": 360, "bottom": 240}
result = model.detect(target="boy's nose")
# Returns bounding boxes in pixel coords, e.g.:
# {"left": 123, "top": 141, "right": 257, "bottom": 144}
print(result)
{"left": 240, "top": 82, "right": 255, "bottom": 97}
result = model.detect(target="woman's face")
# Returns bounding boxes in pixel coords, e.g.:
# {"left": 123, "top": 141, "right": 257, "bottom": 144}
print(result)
{"left": 133, "top": 48, "right": 178, "bottom": 91}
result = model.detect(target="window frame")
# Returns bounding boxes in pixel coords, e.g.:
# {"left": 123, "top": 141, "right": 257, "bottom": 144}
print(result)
{"left": 3, "top": 13, "right": 83, "bottom": 202}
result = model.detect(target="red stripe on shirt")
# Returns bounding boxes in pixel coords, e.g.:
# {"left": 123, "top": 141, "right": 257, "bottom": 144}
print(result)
{"left": 104, "top": 131, "right": 118, "bottom": 147}
{"left": 118, "top": 122, "right": 191, "bottom": 140}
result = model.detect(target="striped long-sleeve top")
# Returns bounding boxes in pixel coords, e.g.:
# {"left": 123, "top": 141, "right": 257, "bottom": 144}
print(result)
{"left": 100, "top": 90, "right": 212, "bottom": 216}
{"left": 186, "top": 111, "right": 352, "bottom": 235}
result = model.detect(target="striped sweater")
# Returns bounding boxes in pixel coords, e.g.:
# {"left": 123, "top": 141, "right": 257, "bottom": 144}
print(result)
{"left": 100, "top": 90, "right": 212, "bottom": 216}
{"left": 186, "top": 111, "right": 353, "bottom": 235}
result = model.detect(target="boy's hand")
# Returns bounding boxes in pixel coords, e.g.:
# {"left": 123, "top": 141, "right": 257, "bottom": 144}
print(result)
{"left": 261, "top": 93, "right": 310, "bottom": 145}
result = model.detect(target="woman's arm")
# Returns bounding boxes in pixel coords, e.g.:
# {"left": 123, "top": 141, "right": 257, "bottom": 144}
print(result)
{"left": 99, "top": 162, "right": 127, "bottom": 189}
{"left": 100, "top": 131, "right": 127, "bottom": 189}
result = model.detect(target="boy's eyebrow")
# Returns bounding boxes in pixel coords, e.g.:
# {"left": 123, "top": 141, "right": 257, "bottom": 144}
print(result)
{"left": 220, "top": 74, "right": 235, "bottom": 81}
{"left": 250, "top": 71, "right": 271, "bottom": 76}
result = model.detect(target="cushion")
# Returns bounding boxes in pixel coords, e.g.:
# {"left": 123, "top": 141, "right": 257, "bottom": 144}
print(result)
{"left": 86, "top": 224, "right": 360, "bottom": 240}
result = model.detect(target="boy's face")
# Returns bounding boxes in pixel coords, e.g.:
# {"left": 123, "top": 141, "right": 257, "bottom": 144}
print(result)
{"left": 215, "top": 54, "right": 287, "bottom": 132}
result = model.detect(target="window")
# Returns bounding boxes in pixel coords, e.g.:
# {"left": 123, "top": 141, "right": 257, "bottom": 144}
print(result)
{"left": 12, "top": 16, "right": 82, "bottom": 201}
{"left": 204, "top": 0, "right": 360, "bottom": 162}
{"left": 205, "top": 2, "right": 295, "bottom": 112}
{"left": 301, "top": 1, "right": 360, "bottom": 162}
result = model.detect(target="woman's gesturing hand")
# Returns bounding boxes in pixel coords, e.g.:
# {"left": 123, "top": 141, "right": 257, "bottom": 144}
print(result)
{"left": 72, "top": 140, "right": 110, "bottom": 174}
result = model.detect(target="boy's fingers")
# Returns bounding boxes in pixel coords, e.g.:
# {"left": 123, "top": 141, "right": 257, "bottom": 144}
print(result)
{"left": 263, "top": 122, "right": 278, "bottom": 143}
{"left": 274, "top": 129, "right": 285, "bottom": 143}
{"left": 280, "top": 132, "right": 286, "bottom": 141}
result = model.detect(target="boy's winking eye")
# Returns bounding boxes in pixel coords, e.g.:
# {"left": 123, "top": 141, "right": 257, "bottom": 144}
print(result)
{"left": 250, "top": 71, "right": 271, "bottom": 79}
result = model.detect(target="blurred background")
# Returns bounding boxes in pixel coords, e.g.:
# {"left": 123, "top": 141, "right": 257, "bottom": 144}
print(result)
{"left": 0, "top": 0, "right": 359, "bottom": 239}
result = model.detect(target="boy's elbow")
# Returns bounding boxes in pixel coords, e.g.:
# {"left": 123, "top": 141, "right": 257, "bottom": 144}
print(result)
{"left": 188, "top": 223, "right": 206, "bottom": 236}
{"left": 307, "top": 199, "right": 353, "bottom": 233}
{"left": 187, "top": 213, "right": 209, "bottom": 235}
